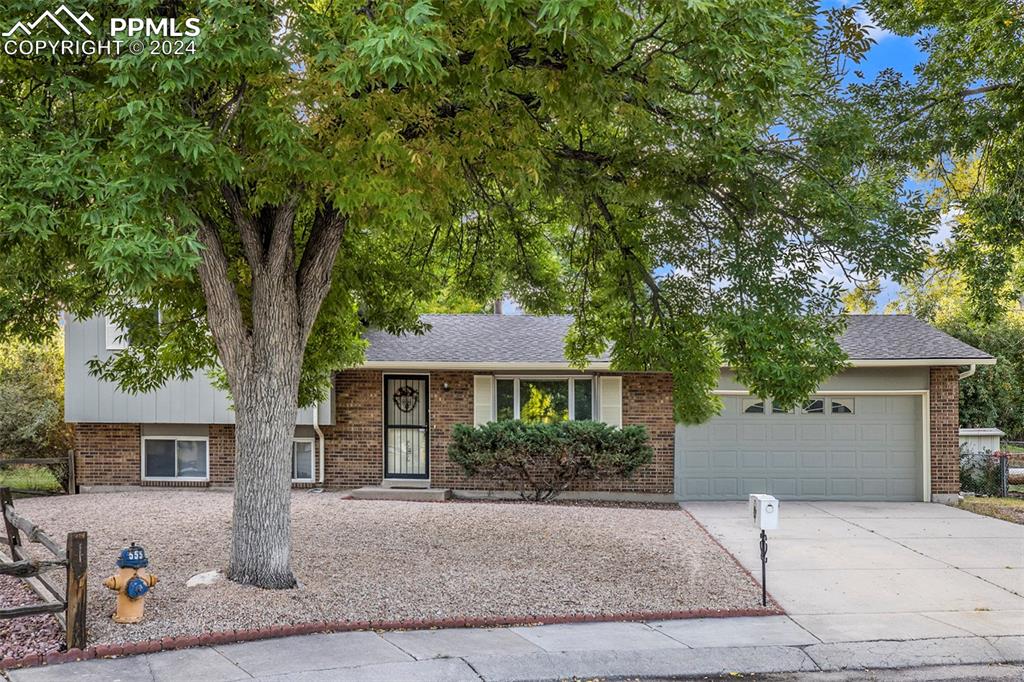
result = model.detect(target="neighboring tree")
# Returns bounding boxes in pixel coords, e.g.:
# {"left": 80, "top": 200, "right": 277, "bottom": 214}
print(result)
{"left": 0, "top": 2, "right": 931, "bottom": 587}
{"left": 0, "top": 332, "right": 72, "bottom": 459}
{"left": 841, "top": 279, "right": 882, "bottom": 314}
{"left": 448, "top": 420, "right": 653, "bottom": 501}
{"left": 863, "top": 0, "right": 1023, "bottom": 317}
{"left": 890, "top": 267, "right": 1024, "bottom": 440}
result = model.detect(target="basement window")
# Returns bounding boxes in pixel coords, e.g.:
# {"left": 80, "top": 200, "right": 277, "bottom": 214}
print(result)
{"left": 142, "top": 437, "right": 208, "bottom": 481}
{"left": 292, "top": 439, "right": 315, "bottom": 482}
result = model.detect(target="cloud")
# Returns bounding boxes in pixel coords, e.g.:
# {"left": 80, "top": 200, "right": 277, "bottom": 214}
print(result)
{"left": 855, "top": 7, "right": 895, "bottom": 43}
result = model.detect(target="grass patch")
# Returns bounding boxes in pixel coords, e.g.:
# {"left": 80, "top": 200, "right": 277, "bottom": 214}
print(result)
{"left": 0, "top": 464, "right": 61, "bottom": 492}
{"left": 959, "top": 496, "right": 1024, "bottom": 525}
{"left": 1004, "top": 443, "right": 1024, "bottom": 454}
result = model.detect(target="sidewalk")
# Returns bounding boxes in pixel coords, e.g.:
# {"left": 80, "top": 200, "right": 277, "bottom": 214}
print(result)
{"left": 5, "top": 615, "right": 1023, "bottom": 681}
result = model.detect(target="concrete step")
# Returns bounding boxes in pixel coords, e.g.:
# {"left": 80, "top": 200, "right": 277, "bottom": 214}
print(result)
{"left": 350, "top": 486, "right": 451, "bottom": 502}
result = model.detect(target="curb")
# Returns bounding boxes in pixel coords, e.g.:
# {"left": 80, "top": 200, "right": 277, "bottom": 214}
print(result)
{"left": 0, "top": 606, "right": 783, "bottom": 671}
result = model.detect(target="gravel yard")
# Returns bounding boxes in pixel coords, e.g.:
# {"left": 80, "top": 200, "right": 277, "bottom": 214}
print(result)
{"left": 11, "top": 490, "right": 771, "bottom": 648}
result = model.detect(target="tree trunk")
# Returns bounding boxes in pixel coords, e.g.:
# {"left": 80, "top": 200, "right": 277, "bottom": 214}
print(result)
{"left": 194, "top": 193, "right": 346, "bottom": 590}
{"left": 226, "top": 274, "right": 303, "bottom": 589}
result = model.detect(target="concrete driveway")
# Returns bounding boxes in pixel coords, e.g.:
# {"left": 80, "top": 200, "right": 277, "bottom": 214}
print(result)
{"left": 684, "top": 501, "right": 1024, "bottom": 643}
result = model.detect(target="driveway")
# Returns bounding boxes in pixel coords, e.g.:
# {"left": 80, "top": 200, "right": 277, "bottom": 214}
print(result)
{"left": 684, "top": 501, "right": 1024, "bottom": 643}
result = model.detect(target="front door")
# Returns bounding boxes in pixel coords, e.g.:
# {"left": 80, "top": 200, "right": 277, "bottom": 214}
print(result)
{"left": 383, "top": 375, "right": 429, "bottom": 479}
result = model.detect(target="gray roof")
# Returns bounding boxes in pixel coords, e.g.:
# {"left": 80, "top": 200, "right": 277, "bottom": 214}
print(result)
{"left": 837, "top": 315, "right": 991, "bottom": 361}
{"left": 363, "top": 314, "right": 991, "bottom": 364}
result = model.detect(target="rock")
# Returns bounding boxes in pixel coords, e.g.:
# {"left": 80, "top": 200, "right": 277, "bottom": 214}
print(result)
{"left": 185, "top": 570, "right": 224, "bottom": 588}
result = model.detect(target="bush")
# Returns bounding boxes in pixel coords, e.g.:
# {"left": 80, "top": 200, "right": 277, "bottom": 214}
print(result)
{"left": 447, "top": 420, "right": 654, "bottom": 501}
{"left": 960, "top": 445, "right": 1003, "bottom": 497}
{"left": 0, "top": 333, "right": 72, "bottom": 459}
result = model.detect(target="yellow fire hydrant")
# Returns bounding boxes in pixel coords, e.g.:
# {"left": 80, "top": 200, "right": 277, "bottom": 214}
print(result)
{"left": 102, "top": 543, "right": 158, "bottom": 624}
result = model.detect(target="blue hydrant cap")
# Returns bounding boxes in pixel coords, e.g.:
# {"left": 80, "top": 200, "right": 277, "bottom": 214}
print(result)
{"left": 117, "top": 543, "right": 149, "bottom": 569}
{"left": 125, "top": 576, "right": 150, "bottom": 599}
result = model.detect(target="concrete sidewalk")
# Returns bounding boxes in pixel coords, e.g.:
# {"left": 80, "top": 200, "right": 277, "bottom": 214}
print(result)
{"left": 5, "top": 615, "right": 1023, "bottom": 681}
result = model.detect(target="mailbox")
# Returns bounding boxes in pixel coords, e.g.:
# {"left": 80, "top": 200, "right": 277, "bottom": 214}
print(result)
{"left": 749, "top": 493, "right": 779, "bottom": 530}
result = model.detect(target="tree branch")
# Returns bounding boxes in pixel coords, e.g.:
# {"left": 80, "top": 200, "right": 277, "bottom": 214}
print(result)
{"left": 267, "top": 195, "right": 300, "bottom": 275}
{"left": 194, "top": 218, "right": 250, "bottom": 384}
{"left": 295, "top": 205, "right": 347, "bottom": 339}
{"left": 220, "top": 184, "right": 264, "bottom": 267}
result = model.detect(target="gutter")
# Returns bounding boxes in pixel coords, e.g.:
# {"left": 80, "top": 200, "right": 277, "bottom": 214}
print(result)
{"left": 958, "top": 363, "right": 977, "bottom": 380}
{"left": 313, "top": 403, "right": 325, "bottom": 485}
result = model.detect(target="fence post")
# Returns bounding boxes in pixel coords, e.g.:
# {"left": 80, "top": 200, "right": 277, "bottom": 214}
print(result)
{"left": 65, "top": 531, "right": 88, "bottom": 650}
{"left": 1, "top": 487, "right": 20, "bottom": 557}
{"left": 998, "top": 453, "right": 1009, "bottom": 498}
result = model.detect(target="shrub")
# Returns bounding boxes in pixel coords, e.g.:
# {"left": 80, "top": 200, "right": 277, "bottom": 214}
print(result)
{"left": 447, "top": 420, "right": 654, "bottom": 501}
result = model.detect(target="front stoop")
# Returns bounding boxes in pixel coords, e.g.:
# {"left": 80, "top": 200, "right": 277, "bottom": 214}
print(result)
{"left": 350, "top": 486, "right": 451, "bottom": 502}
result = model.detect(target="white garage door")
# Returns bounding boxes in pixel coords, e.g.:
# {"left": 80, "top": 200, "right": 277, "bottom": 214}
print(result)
{"left": 676, "top": 394, "right": 923, "bottom": 501}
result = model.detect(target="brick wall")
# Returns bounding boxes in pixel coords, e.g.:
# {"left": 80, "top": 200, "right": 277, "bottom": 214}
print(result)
{"left": 73, "top": 370, "right": 675, "bottom": 495}
{"left": 73, "top": 423, "right": 141, "bottom": 485}
{"left": 930, "top": 366, "right": 960, "bottom": 495}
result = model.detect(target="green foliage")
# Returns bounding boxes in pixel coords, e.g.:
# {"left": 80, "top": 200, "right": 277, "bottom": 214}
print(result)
{"left": 863, "top": 1, "right": 1023, "bottom": 316}
{"left": 448, "top": 420, "right": 652, "bottom": 501}
{"left": 0, "top": 332, "right": 72, "bottom": 458}
{"left": 891, "top": 268, "right": 1024, "bottom": 440}
{"left": 0, "top": 1, "right": 934, "bottom": 423}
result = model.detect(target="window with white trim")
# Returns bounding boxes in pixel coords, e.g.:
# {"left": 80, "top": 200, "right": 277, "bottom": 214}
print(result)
{"left": 142, "top": 437, "right": 208, "bottom": 480}
{"left": 495, "top": 377, "right": 594, "bottom": 422}
{"left": 292, "top": 439, "right": 315, "bottom": 482}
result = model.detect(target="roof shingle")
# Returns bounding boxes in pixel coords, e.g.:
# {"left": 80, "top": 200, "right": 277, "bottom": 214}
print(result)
{"left": 363, "top": 314, "right": 992, "bottom": 364}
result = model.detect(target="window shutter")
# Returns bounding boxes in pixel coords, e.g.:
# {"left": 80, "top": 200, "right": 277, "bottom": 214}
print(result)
{"left": 473, "top": 375, "right": 494, "bottom": 426}
{"left": 598, "top": 376, "right": 622, "bottom": 427}
{"left": 104, "top": 316, "right": 128, "bottom": 350}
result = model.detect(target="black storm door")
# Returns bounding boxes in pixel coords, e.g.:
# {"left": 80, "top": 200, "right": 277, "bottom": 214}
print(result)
{"left": 383, "top": 375, "right": 429, "bottom": 479}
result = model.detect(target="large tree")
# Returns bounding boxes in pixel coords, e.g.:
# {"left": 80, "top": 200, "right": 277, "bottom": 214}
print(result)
{"left": 863, "top": 0, "right": 1023, "bottom": 316}
{"left": 0, "top": 1, "right": 930, "bottom": 587}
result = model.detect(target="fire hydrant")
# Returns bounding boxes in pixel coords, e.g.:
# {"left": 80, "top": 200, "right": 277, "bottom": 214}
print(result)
{"left": 102, "top": 543, "right": 158, "bottom": 624}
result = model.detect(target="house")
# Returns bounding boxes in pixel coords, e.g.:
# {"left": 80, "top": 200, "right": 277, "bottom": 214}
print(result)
{"left": 64, "top": 313, "right": 994, "bottom": 502}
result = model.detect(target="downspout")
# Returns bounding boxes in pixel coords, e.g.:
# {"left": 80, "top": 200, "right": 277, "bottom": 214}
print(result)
{"left": 958, "top": 364, "right": 977, "bottom": 380}
{"left": 313, "top": 403, "right": 325, "bottom": 485}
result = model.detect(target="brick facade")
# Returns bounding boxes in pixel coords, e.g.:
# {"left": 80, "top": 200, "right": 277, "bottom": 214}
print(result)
{"left": 73, "top": 423, "right": 141, "bottom": 485}
{"left": 929, "top": 366, "right": 961, "bottom": 496}
{"left": 71, "top": 366, "right": 960, "bottom": 500}
{"left": 72, "top": 370, "right": 676, "bottom": 495}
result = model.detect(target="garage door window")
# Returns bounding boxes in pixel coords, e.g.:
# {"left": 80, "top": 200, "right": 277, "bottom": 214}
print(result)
{"left": 830, "top": 397, "right": 855, "bottom": 414}
{"left": 742, "top": 398, "right": 766, "bottom": 414}
{"left": 771, "top": 401, "right": 794, "bottom": 414}
{"left": 801, "top": 398, "right": 825, "bottom": 415}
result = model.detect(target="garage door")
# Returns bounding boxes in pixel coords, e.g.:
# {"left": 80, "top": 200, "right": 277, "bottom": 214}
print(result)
{"left": 676, "top": 394, "right": 923, "bottom": 501}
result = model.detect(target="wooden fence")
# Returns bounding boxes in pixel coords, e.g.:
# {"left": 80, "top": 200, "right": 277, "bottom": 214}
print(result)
{"left": 0, "top": 486, "right": 87, "bottom": 649}
{"left": 0, "top": 451, "right": 77, "bottom": 496}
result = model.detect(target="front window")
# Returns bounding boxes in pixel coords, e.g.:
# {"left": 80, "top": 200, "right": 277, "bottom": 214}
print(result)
{"left": 292, "top": 440, "right": 314, "bottom": 481}
{"left": 143, "top": 438, "right": 208, "bottom": 480}
{"left": 495, "top": 377, "right": 593, "bottom": 422}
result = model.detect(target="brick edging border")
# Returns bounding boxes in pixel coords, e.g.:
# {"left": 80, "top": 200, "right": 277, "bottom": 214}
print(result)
{"left": 0, "top": 605, "right": 784, "bottom": 671}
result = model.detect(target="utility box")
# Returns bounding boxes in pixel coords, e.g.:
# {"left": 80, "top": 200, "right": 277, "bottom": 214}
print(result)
{"left": 749, "top": 493, "right": 779, "bottom": 530}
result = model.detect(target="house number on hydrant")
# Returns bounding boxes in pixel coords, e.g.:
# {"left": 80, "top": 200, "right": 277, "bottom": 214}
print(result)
{"left": 103, "top": 542, "right": 159, "bottom": 623}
